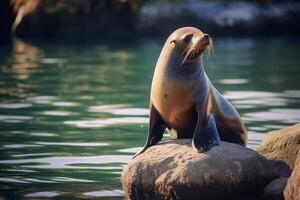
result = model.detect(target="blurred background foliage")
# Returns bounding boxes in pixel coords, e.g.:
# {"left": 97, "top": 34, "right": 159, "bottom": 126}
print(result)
{"left": 1, "top": 0, "right": 300, "bottom": 43}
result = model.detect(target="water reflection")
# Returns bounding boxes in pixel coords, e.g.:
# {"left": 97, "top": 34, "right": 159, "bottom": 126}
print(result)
{"left": 2, "top": 38, "right": 42, "bottom": 80}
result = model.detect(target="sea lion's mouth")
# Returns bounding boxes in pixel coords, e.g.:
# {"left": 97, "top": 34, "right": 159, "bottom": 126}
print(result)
{"left": 182, "top": 38, "right": 212, "bottom": 65}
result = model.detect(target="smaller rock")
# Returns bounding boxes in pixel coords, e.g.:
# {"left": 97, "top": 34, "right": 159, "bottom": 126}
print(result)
{"left": 257, "top": 123, "right": 300, "bottom": 170}
{"left": 284, "top": 151, "right": 300, "bottom": 200}
{"left": 263, "top": 177, "right": 288, "bottom": 200}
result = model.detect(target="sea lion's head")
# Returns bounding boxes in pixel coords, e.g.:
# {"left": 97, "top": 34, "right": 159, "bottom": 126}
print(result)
{"left": 165, "top": 27, "right": 213, "bottom": 65}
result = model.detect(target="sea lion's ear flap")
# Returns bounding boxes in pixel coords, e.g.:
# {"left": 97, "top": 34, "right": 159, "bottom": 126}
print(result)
{"left": 170, "top": 40, "right": 176, "bottom": 44}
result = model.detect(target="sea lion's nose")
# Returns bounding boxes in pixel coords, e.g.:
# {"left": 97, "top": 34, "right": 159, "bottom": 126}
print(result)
{"left": 203, "top": 34, "right": 210, "bottom": 40}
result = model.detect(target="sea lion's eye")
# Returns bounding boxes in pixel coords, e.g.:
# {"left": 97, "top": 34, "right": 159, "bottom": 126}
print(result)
{"left": 182, "top": 33, "right": 193, "bottom": 44}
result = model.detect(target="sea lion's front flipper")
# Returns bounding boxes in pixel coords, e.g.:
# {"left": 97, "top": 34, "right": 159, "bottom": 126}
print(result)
{"left": 132, "top": 104, "right": 165, "bottom": 159}
{"left": 192, "top": 113, "right": 221, "bottom": 152}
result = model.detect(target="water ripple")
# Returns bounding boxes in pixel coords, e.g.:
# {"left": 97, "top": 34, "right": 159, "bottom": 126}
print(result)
{"left": 223, "top": 91, "right": 281, "bottom": 100}
{"left": 88, "top": 104, "right": 149, "bottom": 116}
{"left": 6, "top": 169, "right": 37, "bottom": 173}
{"left": 284, "top": 90, "right": 300, "bottom": 98}
{"left": 52, "top": 177, "right": 95, "bottom": 183}
{"left": 3, "top": 144, "right": 41, "bottom": 149}
{"left": 245, "top": 109, "right": 300, "bottom": 123}
{"left": 83, "top": 189, "right": 124, "bottom": 197}
{"left": 0, "top": 155, "right": 131, "bottom": 169}
{"left": 52, "top": 102, "right": 80, "bottom": 107}
{"left": 28, "top": 96, "right": 57, "bottom": 104}
{"left": 24, "top": 191, "right": 60, "bottom": 198}
{"left": 13, "top": 153, "right": 52, "bottom": 158}
{"left": 35, "top": 142, "right": 110, "bottom": 147}
{"left": 118, "top": 147, "right": 142, "bottom": 153}
{"left": 223, "top": 91, "right": 290, "bottom": 107}
{"left": 0, "top": 103, "right": 32, "bottom": 109}
{"left": 41, "top": 58, "right": 66, "bottom": 64}
{"left": 43, "top": 111, "right": 75, "bottom": 116}
{"left": 232, "top": 98, "right": 288, "bottom": 106}
{"left": 0, "top": 178, "right": 29, "bottom": 184}
{"left": 219, "top": 79, "right": 249, "bottom": 84}
{"left": 247, "top": 131, "right": 264, "bottom": 141}
{"left": 24, "top": 178, "right": 56, "bottom": 183}
{"left": 0, "top": 115, "right": 32, "bottom": 122}
{"left": 30, "top": 132, "right": 57, "bottom": 137}
{"left": 65, "top": 117, "right": 148, "bottom": 128}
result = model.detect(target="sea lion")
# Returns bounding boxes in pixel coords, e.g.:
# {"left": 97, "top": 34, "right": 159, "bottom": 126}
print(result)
{"left": 134, "top": 27, "right": 247, "bottom": 158}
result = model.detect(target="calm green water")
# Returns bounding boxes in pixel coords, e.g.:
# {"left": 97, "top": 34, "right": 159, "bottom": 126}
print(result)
{"left": 0, "top": 37, "right": 299, "bottom": 199}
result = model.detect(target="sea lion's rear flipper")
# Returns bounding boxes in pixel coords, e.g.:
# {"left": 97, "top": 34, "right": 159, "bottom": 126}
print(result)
{"left": 132, "top": 104, "right": 165, "bottom": 159}
{"left": 192, "top": 114, "right": 221, "bottom": 152}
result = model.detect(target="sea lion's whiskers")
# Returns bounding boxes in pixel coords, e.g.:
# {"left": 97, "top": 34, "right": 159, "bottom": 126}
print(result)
{"left": 196, "top": 42, "right": 201, "bottom": 53}
{"left": 207, "top": 38, "right": 214, "bottom": 59}
{"left": 210, "top": 38, "right": 214, "bottom": 53}
{"left": 182, "top": 46, "right": 189, "bottom": 56}
{"left": 191, "top": 47, "right": 196, "bottom": 58}
{"left": 189, "top": 46, "right": 196, "bottom": 59}
{"left": 182, "top": 45, "right": 193, "bottom": 65}
{"left": 186, "top": 48, "right": 193, "bottom": 60}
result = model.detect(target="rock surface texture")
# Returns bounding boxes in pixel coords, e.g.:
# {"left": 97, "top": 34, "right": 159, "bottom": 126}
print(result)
{"left": 122, "top": 140, "right": 278, "bottom": 200}
{"left": 284, "top": 151, "right": 300, "bottom": 200}
{"left": 257, "top": 123, "right": 300, "bottom": 170}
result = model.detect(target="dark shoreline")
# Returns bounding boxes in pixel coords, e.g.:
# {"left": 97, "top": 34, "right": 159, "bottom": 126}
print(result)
{"left": 1, "top": 1, "right": 299, "bottom": 44}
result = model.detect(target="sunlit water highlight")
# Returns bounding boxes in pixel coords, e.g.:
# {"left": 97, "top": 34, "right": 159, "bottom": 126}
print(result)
{"left": 0, "top": 37, "right": 299, "bottom": 199}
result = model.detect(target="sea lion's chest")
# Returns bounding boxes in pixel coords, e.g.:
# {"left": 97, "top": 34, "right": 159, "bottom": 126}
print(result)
{"left": 151, "top": 77, "right": 197, "bottom": 128}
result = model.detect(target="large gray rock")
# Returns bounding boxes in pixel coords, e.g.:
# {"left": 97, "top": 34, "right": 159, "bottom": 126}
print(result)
{"left": 257, "top": 123, "right": 300, "bottom": 170}
{"left": 284, "top": 151, "right": 300, "bottom": 200}
{"left": 121, "top": 140, "right": 278, "bottom": 200}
